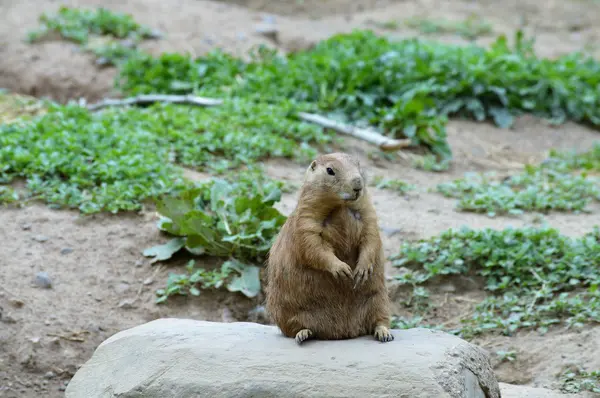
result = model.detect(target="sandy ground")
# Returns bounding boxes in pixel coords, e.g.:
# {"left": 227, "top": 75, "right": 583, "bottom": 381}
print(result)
{"left": 1, "top": 0, "right": 600, "bottom": 397}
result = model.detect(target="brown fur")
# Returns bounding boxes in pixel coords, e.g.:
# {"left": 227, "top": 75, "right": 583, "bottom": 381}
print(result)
{"left": 265, "top": 152, "right": 394, "bottom": 345}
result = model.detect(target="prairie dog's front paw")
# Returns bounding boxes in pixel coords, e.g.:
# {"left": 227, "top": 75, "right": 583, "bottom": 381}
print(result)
{"left": 353, "top": 262, "right": 373, "bottom": 288}
{"left": 327, "top": 260, "right": 353, "bottom": 281}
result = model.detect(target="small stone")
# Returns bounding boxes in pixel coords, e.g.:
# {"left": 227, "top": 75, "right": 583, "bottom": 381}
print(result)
{"left": 380, "top": 227, "right": 402, "bottom": 237}
{"left": 60, "top": 247, "right": 73, "bottom": 255}
{"left": 262, "top": 14, "right": 276, "bottom": 24}
{"left": 118, "top": 299, "right": 136, "bottom": 309}
{"left": 34, "top": 272, "right": 53, "bottom": 289}
{"left": 9, "top": 298, "right": 24, "bottom": 308}
{"left": 21, "top": 223, "right": 32, "bottom": 230}
{"left": 255, "top": 24, "right": 279, "bottom": 43}
{"left": 134, "top": 259, "right": 144, "bottom": 268}
{"left": 58, "top": 386, "right": 66, "bottom": 391}
{"left": 115, "top": 282, "right": 130, "bottom": 294}
{"left": 1, "top": 312, "right": 17, "bottom": 324}
{"left": 32, "top": 235, "right": 49, "bottom": 242}
{"left": 30, "top": 336, "right": 41, "bottom": 345}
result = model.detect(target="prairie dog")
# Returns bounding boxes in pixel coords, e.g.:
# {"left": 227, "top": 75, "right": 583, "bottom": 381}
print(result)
{"left": 265, "top": 152, "right": 393, "bottom": 345}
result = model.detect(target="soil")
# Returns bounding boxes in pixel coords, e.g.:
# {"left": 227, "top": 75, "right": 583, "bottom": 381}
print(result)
{"left": 1, "top": 0, "right": 600, "bottom": 397}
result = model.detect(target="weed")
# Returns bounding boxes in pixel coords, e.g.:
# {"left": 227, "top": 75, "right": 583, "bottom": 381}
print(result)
{"left": 371, "top": 175, "right": 415, "bottom": 194}
{"left": 26, "top": 6, "right": 156, "bottom": 44}
{"left": 391, "top": 226, "right": 600, "bottom": 338}
{"left": 405, "top": 15, "right": 493, "bottom": 40}
{"left": 559, "top": 366, "right": 600, "bottom": 394}
{"left": 495, "top": 350, "right": 517, "bottom": 363}
{"left": 437, "top": 144, "right": 600, "bottom": 217}
{"left": 0, "top": 100, "right": 329, "bottom": 213}
{"left": 155, "top": 258, "right": 261, "bottom": 302}
{"left": 117, "top": 30, "right": 600, "bottom": 167}
{"left": 144, "top": 170, "right": 287, "bottom": 301}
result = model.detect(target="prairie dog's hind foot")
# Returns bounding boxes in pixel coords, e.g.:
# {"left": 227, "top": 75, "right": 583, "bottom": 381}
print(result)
{"left": 374, "top": 325, "right": 394, "bottom": 343}
{"left": 295, "top": 329, "right": 314, "bottom": 345}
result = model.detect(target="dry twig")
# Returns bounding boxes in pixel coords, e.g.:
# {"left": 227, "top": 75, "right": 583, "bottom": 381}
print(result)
{"left": 85, "top": 94, "right": 411, "bottom": 152}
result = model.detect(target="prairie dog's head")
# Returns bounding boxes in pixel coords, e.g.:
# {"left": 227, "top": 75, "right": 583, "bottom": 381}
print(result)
{"left": 304, "top": 152, "right": 366, "bottom": 202}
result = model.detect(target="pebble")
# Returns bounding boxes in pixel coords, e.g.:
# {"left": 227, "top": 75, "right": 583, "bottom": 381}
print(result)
{"left": 44, "top": 371, "right": 56, "bottom": 379}
{"left": 32, "top": 235, "right": 49, "bottom": 242}
{"left": 34, "top": 272, "right": 53, "bottom": 289}
{"left": 380, "top": 226, "right": 402, "bottom": 237}
{"left": 117, "top": 299, "right": 136, "bottom": 309}
{"left": 143, "top": 278, "right": 154, "bottom": 286}
{"left": 115, "top": 282, "right": 130, "bottom": 294}
{"left": 255, "top": 24, "right": 279, "bottom": 42}
{"left": 21, "top": 223, "right": 32, "bottom": 230}
{"left": 262, "top": 14, "right": 276, "bottom": 24}
{"left": 134, "top": 259, "right": 144, "bottom": 268}
{"left": 1, "top": 313, "right": 17, "bottom": 324}
{"left": 60, "top": 247, "right": 73, "bottom": 255}
{"left": 9, "top": 298, "right": 24, "bottom": 308}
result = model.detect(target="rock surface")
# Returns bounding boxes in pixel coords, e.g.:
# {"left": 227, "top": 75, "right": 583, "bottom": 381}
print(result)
{"left": 499, "top": 382, "right": 597, "bottom": 398}
{"left": 66, "top": 318, "right": 501, "bottom": 398}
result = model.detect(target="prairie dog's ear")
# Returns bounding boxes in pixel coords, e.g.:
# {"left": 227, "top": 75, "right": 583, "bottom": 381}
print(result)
{"left": 309, "top": 160, "right": 317, "bottom": 171}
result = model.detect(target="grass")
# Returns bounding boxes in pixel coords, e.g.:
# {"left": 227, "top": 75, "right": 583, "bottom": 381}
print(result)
{"left": 437, "top": 144, "right": 600, "bottom": 217}
{"left": 391, "top": 226, "right": 600, "bottom": 339}
{"left": 0, "top": 100, "right": 329, "bottom": 213}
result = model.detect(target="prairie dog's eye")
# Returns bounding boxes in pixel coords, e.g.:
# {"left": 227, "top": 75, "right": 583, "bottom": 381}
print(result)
{"left": 326, "top": 167, "right": 335, "bottom": 176}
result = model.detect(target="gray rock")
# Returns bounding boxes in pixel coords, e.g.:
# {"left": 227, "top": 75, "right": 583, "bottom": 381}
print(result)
{"left": 499, "top": 382, "right": 596, "bottom": 398}
{"left": 66, "top": 319, "right": 501, "bottom": 398}
{"left": 32, "top": 234, "right": 49, "bottom": 242}
{"left": 60, "top": 247, "right": 74, "bottom": 255}
{"left": 34, "top": 272, "right": 52, "bottom": 288}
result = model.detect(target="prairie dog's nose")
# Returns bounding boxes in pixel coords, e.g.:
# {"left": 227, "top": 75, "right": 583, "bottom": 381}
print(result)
{"left": 352, "top": 176, "right": 363, "bottom": 191}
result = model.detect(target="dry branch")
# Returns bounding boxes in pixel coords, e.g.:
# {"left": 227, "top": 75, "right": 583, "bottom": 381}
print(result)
{"left": 297, "top": 112, "right": 411, "bottom": 151}
{"left": 86, "top": 94, "right": 411, "bottom": 152}
{"left": 86, "top": 94, "right": 223, "bottom": 111}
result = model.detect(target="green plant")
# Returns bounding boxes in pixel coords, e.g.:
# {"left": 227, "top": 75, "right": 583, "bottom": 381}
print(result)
{"left": 560, "top": 366, "right": 600, "bottom": 393}
{"left": 0, "top": 100, "right": 329, "bottom": 213}
{"left": 26, "top": 6, "right": 156, "bottom": 44}
{"left": 405, "top": 15, "right": 493, "bottom": 40}
{"left": 496, "top": 350, "right": 517, "bottom": 363}
{"left": 391, "top": 226, "right": 600, "bottom": 338}
{"left": 155, "top": 258, "right": 261, "bottom": 303}
{"left": 437, "top": 144, "right": 600, "bottom": 217}
{"left": 116, "top": 30, "right": 600, "bottom": 167}
{"left": 144, "top": 170, "right": 287, "bottom": 301}
{"left": 371, "top": 175, "right": 415, "bottom": 194}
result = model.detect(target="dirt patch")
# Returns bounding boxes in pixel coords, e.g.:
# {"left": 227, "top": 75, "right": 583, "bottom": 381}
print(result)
{"left": 1, "top": 0, "right": 600, "bottom": 397}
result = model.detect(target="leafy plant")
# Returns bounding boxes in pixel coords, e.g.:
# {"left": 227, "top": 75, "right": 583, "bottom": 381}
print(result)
{"left": 145, "top": 169, "right": 286, "bottom": 263}
{"left": 371, "top": 175, "right": 415, "bottom": 194}
{"left": 559, "top": 366, "right": 600, "bottom": 394}
{"left": 155, "top": 259, "right": 261, "bottom": 303}
{"left": 144, "top": 170, "right": 287, "bottom": 300}
{"left": 116, "top": 30, "right": 600, "bottom": 166}
{"left": 391, "top": 226, "right": 600, "bottom": 338}
{"left": 495, "top": 350, "right": 517, "bottom": 363}
{"left": 405, "top": 15, "right": 493, "bottom": 40}
{"left": 0, "top": 100, "right": 328, "bottom": 213}
{"left": 437, "top": 144, "right": 600, "bottom": 217}
{"left": 26, "top": 6, "right": 156, "bottom": 44}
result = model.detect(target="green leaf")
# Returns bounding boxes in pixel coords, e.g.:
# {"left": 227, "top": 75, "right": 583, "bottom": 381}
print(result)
{"left": 226, "top": 263, "right": 261, "bottom": 298}
{"left": 142, "top": 237, "right": 186, "bottom": 264}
